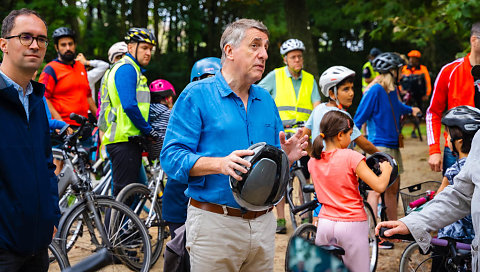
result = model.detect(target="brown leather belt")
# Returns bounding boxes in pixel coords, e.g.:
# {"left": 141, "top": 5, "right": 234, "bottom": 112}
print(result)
{"left": 190, "top": 199, "right": 273, "bottom": 220}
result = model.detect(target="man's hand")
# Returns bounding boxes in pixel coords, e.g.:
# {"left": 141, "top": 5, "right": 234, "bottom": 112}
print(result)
{"left": 220, "top": 150, "right": 254, "bottom": 181}
{"left": 75, "top": 53, "right": 89, "bottom": 66}
{"left": 280, "top": 128, "right": 308, "bottom": 165}
{"left": 147, "top": 129, "right": 161, "bottom": 142}
{"left": 428, "top": 153, "right": 442, "bottom": 172}
{"left": 52, "top": 226, "right": 57, "bottom": 239}
{"left": 375, "top": 220, "right": 409, "bottom": 242}
{"left": 411, "top": 107, "right": 421, "bottom": 117}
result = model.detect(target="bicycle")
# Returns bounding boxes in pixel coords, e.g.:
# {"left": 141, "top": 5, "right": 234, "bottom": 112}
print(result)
{"left": 284, "top": 121, "right": 311, "bottom": 229}
{"left": 379, "top": 228, "right": 472, "bottom": 272}
{"left": 286, "top": 183, "right": 379, "bottom": 272}
{"left": 115, "top": 135, "right": 168, "bottom": 266}
{"left": 54, "top": 113, "right": 152, "bottom": 271}
{"left": 48, "top": 241, "right": 70, "bottom": 271}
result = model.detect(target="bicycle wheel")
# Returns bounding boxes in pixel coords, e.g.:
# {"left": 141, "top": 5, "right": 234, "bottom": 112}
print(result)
{"left": 288, "top": 169, "right": 311, "bottom": 229}
{"left": 116, "top": 183, "right": 166, "bottom": 266}
{"left": 57, "top": 197, "right": 151, "bottom": 271}
{"left": 48, "top": 242, "right": 70, "bottom": 271}
{"left": 285, "top": 223, "right": 317, "bottom": 271}
{"left": 399, "top": 242, "right": 432, "bottom": 272}
{"left": 364, "top": 202, "right": 378, "bottom": 272}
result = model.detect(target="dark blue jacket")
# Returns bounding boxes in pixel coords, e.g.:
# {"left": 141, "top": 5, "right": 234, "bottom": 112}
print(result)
{"left": 0, "top": 77, "right": 60, "bottom": 255}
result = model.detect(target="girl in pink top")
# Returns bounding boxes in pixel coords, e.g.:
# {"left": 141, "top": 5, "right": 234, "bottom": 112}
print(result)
{"left": 307, "top": 111, "right": 392, "bottom": 272}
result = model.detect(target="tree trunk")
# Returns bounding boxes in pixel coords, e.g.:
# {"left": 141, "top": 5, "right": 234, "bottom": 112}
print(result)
{"left": 132, "top": 0, "right": 148, "bottom": 27}
{"left": 153, "top": 0, "right": 160, "bottom": 52}
{"left": 284, "top": 0, "right": 319, "bottom": 81}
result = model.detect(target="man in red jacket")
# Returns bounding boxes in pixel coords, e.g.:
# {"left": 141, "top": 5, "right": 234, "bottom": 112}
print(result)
{"left": 427, "top": 22, "right": 480, "bottom": 173}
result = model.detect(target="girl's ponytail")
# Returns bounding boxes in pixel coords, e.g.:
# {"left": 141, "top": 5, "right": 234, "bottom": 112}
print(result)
{"left": 311, "top": 133, "right": 325, "bottom": 159}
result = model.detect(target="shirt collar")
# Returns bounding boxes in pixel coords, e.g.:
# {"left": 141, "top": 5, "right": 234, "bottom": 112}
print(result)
{"left": 284, "top": 66, "right": 302, "bottom": 79}
{"left": 0, "top": 70, "right": 33, "bottom": 96}
{"left": 125, "top": 53, "right": 147, "bottom": 73}
{"left": 214, "top": 70, "right": 261, "bottom": 100}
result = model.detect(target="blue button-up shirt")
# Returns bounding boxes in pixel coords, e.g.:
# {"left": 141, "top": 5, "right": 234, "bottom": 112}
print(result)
{"left": 160, "top": 70, "right": 284, "bottom": 208}
{"left": 0, "top": 70, "right": 33, "bottom": 121}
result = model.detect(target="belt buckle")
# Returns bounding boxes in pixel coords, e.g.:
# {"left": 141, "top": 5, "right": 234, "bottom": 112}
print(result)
{"left": 221, "top": 205, "right": 228, "bottom": 216}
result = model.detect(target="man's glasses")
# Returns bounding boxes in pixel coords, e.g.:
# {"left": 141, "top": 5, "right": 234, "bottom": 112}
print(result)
{"left": 5, "top": 33, "right": 48, "bottom": 48}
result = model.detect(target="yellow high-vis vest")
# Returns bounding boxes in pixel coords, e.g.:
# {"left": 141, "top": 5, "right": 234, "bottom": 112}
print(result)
{"left": 102, "top": 55, "right": 150, "bottom": 145}
{"left": 274, "top": 67, "right": 314, "bottom": 126}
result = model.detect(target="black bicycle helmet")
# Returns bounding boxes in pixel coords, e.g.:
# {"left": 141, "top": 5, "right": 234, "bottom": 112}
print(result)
{"left": 230, "top": 142, "right": 289, "bottom": 211}
{"left": 125, "top": 27, "right": 157, "bottom": 46}
{"left": 372, "top": 52, "right": 405, "bottom": 74}
{"left": 441, "top": 106, "right": 480, "bottom": 135}
{"left": 52, "top": 27, "right": 75, "bottom": 44}
{"left": 363, "top": 152, "right": 399, "bottom": 189}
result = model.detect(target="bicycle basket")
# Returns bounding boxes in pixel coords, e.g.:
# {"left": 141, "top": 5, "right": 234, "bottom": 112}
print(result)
{"left": 399, "top": 181, "right": 441, "bottom": 216}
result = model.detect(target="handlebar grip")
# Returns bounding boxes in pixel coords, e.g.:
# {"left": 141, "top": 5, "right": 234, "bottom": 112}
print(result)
{"left": 379, "top": 227, "right": 414, "bottom": 241}
{"left": 63, "top": 248, "right": 113, "bottom": 272}
{"left": 409, "top": 197, "right": 427, "bottom": 209}
{"left": 291, "top": 199, "right": 318, "bottom": 214}
{"left": 69, "top": 113, "right": 87, "bottom": 125}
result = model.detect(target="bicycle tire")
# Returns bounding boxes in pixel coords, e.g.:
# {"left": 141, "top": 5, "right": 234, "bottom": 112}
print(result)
{"left": 399, "top": 242, "right": 432, "bottom": 272}
{"left": 364, "top": 201, "right": 378, "bottom": 272}
{"left": 48, "top": 241, "right": 70, "bottom": 271}
{"left": 288, "top": 169, "right": 311, "bottom": 229}
{"left": 116, "top": 183, "right": 166, "bottom": 266}
{"left": 57, "top": 197, "right": 152, "bottom": 272}
{"left": 285, "top": 223, "right": 317, "bottom": 271}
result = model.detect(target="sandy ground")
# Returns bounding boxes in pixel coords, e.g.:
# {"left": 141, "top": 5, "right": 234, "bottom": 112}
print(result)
{"left": 50, "top": 124, "right": 442, "bottom": 271}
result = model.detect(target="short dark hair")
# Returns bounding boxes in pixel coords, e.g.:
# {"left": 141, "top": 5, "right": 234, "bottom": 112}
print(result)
{"left": 471, "top": 22, "right": 480, "bottom": 37}
{"left": 1, "top": 8, "right": 47, "bottom": 38}
{"left": 447, "top": 126, "right": 474, "bottom": 154}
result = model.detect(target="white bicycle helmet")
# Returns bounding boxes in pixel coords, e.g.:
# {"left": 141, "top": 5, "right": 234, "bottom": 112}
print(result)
{"left": 280, "top": 39, "right": 305, "bottom": 56}
{"left": 319, "top": 66, "right": 355, "bottom": 99}
{"left": 108, "top": 42, "right": 128, "bottom": 64}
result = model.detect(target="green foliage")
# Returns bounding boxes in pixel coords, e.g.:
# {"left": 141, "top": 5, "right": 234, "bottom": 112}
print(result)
{"left": 0, "top": 0, "right": 477, "bottom": 98}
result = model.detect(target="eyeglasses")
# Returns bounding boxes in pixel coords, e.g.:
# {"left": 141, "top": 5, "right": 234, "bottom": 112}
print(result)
{"left": 288, "top": 55, "right": 303, "bottom": 61}
{"left": 5, "top": 33, "right": 48, "bottom": 48}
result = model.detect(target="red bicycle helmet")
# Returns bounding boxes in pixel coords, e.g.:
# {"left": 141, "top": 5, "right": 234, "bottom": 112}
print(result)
{"left": 149, "top": 79, "right": 176, "bottom": 98}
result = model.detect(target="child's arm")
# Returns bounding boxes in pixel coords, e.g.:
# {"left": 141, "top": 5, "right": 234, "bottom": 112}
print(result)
{"left": 356, "top": 160, "right": 392, "bottom": 193}
{"left": 436, "top": 176, "right": 450, "bottom": 194}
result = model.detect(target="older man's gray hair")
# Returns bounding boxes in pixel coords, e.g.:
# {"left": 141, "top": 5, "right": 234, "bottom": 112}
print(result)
{"left": 220, "top": 18, "right": 269, "bottom": 64}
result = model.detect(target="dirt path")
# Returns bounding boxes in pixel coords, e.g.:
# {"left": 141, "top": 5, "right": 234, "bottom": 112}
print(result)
{"left": 273, "top": 127, "right": 443, "bottom": 271}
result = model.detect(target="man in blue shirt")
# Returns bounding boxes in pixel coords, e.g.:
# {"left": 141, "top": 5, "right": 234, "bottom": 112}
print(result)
{"left": 161, "top": 19, "right": 308, "bottom": 271}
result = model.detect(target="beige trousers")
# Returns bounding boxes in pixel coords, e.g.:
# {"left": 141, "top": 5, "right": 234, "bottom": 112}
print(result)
{"left": 185, "top": 205, "right": 276, "bottom": 272}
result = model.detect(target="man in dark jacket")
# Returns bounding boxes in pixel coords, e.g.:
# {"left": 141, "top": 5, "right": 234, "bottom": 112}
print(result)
{"left": 0, "top": 8, "right": 60, "bottom": 271}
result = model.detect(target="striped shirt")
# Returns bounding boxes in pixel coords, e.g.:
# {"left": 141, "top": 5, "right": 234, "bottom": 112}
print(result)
{"left": 148, "top": 103, "right": 170, "bottom": 161}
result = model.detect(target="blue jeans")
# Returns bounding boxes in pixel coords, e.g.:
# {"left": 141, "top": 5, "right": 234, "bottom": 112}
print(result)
{"left": 443, "top": 146, "right": 457, "bottom": 176}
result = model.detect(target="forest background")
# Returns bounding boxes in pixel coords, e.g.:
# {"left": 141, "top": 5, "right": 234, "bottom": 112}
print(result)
{"left": 2, "top": 0, "right": 480, "bottom": 113}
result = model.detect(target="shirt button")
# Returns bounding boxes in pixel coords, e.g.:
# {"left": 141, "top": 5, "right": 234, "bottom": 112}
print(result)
{"left": 251, "top": 141, "right": 253, "bottom": 144}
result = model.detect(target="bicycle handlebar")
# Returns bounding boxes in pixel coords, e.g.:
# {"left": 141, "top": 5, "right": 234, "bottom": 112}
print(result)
{"left": 379, "top": 227, "right": 414, "bottom": 241}
{"left": 291, "top": 199, "right": 319, "bottom": 215}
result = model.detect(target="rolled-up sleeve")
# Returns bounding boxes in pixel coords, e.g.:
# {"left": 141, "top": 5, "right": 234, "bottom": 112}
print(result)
{"left": 160, "top": 89, "right": 203, "bottom": 184}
